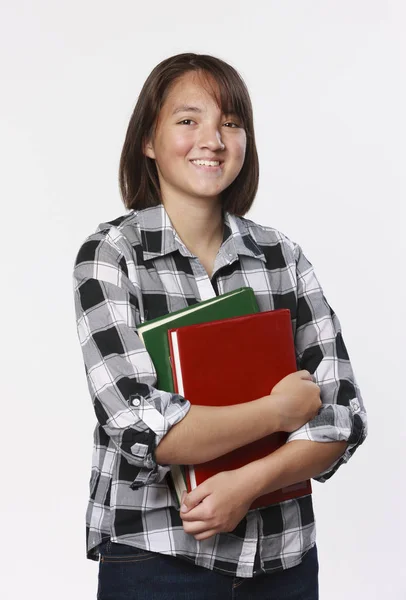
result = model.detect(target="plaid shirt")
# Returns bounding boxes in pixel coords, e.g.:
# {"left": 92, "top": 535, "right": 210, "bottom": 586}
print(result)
{"left": 73, "top": 203, "right": 367, "bottom": 577}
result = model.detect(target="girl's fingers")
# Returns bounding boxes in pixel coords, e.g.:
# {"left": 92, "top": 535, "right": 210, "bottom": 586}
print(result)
{"left": 193, "top": 529, "right": 218, "bottom": 541}
{"left": 180, "top": 505, "right": 207, "bottom": 522}
{"left": 182, "top": 520, "right": 211, "bottom": 535}
{"left": 181, "top": 484, "right": 210, "bottom": 513}
{"left": 298, "top": 370, "right": 312, "bottom": 380}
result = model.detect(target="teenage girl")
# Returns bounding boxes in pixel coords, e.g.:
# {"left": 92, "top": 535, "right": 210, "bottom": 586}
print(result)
{"left": 73, "top": 53, "right": 367, "bottom": 600}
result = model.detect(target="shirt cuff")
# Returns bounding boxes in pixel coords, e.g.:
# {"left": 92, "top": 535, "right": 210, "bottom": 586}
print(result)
{"left": 286, "top": 402, "right": 367, "bottom": 482}
{"left": 127, "top": 391, "right": 191, "bottom": 489}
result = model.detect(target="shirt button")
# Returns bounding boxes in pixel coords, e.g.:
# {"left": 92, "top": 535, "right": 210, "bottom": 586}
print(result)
{"left": 350, "top": 399, "right": 360, "bottom": 413}
{"left": 132, "top": 397, "right": 141, "bottom": 407}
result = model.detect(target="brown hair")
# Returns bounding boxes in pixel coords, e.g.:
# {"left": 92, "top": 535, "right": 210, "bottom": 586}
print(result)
{"left": 119, "top": 53, "right": 259, "bottom": 216}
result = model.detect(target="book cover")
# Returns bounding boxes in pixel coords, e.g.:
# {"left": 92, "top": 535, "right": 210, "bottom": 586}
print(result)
{"left": 168, "top": 309, "right": 312, "bottom": 509}
{"left": 137, "top": 287, "right": 259, "bottom": 391}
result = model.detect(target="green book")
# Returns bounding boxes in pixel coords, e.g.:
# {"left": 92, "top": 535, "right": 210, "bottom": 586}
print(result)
{"left": 137, "top": 287, "right": 259, "bottom": 393}
{"left": 137, "top": 287, "right": 259, "bottom": 505}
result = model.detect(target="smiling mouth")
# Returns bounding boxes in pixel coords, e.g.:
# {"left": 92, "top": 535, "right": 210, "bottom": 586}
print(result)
{"left": 190, "top": 159, "right": 224, "bottom": 168}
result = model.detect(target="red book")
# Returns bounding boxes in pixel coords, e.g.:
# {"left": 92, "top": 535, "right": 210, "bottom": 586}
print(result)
{"left": 168, "top": 309, "right": 312, "bottom": 509}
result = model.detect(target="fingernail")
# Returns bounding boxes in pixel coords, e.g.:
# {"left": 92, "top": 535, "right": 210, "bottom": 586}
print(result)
{"left": 181, "top": 503, "right": 188, "bottom": 513}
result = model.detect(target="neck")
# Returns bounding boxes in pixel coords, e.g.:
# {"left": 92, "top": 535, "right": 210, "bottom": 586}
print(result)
{"left": 162, "top": 196, "right": 224, "bottom": 257}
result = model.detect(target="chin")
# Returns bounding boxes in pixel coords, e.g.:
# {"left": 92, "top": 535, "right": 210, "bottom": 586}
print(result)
{"left": 191, "top": 191, "right": 224, "bottom": 202}
{"left": 190, "top": 183, "right": 229, "bottom": 198}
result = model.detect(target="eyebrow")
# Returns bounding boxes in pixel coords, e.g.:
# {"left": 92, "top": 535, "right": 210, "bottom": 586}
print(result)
{"left": 172, "top": 105, "right": 203, "bottom": 115}
{"left": 171, "top": 104, "right": 239, "bottom": 119}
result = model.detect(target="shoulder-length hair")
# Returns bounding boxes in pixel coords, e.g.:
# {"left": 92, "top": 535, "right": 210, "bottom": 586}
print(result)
{"left": 119, "top": 53, "right": 259, "bottom": 216}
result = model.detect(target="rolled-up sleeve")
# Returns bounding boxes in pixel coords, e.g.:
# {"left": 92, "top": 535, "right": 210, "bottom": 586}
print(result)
{"left": 286, "top": 244, "right": 367, "bottom": 482}
{"left": 73, "top": 229, "right": 191, "bottom": 489}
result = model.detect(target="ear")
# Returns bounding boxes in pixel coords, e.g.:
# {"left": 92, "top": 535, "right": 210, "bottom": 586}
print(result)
{"left": 143, "top": 137, "right": 156, "bottom": 160}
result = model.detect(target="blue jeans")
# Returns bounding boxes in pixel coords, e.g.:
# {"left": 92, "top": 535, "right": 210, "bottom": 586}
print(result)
{"left": 97, "top": 540, "right": 319, "bottom": 599}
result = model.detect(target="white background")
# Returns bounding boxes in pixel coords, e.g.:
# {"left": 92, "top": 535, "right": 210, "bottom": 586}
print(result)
{"left": 1, "top": 1, "right": 405, "bottom": 598}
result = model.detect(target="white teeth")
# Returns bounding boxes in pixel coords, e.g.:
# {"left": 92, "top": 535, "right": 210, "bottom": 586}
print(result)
{"left": 191, "top": 159, "right": 220, "bottom": 167}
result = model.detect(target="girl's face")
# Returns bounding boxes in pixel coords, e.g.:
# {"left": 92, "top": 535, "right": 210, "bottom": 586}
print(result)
{"left": 144, "top": 71, "right": 247, "bottom": 206}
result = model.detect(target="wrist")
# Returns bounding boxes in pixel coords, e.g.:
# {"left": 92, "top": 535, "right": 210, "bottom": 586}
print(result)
{"left": 261, "top": 393, "right": 283, "bottom": 434}
{"left": 238, "top": 459, "right": 271, "bottom": 501}
{"left": 232, "top": 466, "right": 261, "bottom": 505}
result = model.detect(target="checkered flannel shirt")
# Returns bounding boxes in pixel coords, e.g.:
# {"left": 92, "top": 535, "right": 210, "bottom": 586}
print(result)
{"left": 73, "top": 203, "right": 367, "bottom": 577}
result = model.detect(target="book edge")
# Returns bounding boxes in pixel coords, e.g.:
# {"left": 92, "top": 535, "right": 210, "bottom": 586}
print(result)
{"left": 138, "top": 287, "right": 253, "bottom": 334}
{"left": 170, "top": 330, "right": 184, "bottom": 396}
{"left": 188, "top": 465, "right": 197, "bottom": 490}
{"left": 170, "top": 464, "right": 187, "bottom": 505}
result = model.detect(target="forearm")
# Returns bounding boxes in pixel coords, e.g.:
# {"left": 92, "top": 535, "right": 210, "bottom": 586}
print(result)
{"left": 242, "top": 439, "right": 348, "bottom": 499}
{"left": 155, "top": 396, "right": 278, "bottom": 465}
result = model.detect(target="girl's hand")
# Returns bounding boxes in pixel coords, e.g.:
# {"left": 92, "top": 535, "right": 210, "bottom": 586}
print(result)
{"left": 180, "top": 470, "right": 254, "bottom": 541}
{"left": 270, "top": 370, "right": 322, "bottom": 433}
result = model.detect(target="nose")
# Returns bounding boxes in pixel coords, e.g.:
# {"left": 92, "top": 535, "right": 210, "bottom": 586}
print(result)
{"left": 198, "top": 124, "right": 225, "bottom": 151}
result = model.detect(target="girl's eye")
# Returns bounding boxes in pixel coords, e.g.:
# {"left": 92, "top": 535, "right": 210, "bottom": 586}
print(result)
{"left": 178, "top": 119, "right": 241, "bottom": 128}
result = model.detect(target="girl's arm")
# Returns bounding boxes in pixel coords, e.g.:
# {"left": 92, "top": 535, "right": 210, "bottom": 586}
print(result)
{"left": 155, "top": 400, "right": 278, "bottom": 465}
{"left": 180, "top": 440, "right": 347, "bottom": 540}
{"left": 155, "top": 370, "right": 320, "bottom": 465}
{"left": 281, "top": 243, "right": 367, "bottom": 483}
{"left": 246, "top": 439, "right": 348, "bottom": 499}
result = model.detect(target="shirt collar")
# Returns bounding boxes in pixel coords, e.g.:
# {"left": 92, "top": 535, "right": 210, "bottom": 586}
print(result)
{"left": 136, "top": 203, "right": 266, "bottom": 263}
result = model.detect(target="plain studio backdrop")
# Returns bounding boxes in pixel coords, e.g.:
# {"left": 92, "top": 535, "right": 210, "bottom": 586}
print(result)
{"left": 1, "top": 1, "right": 404, "bottom": 598}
